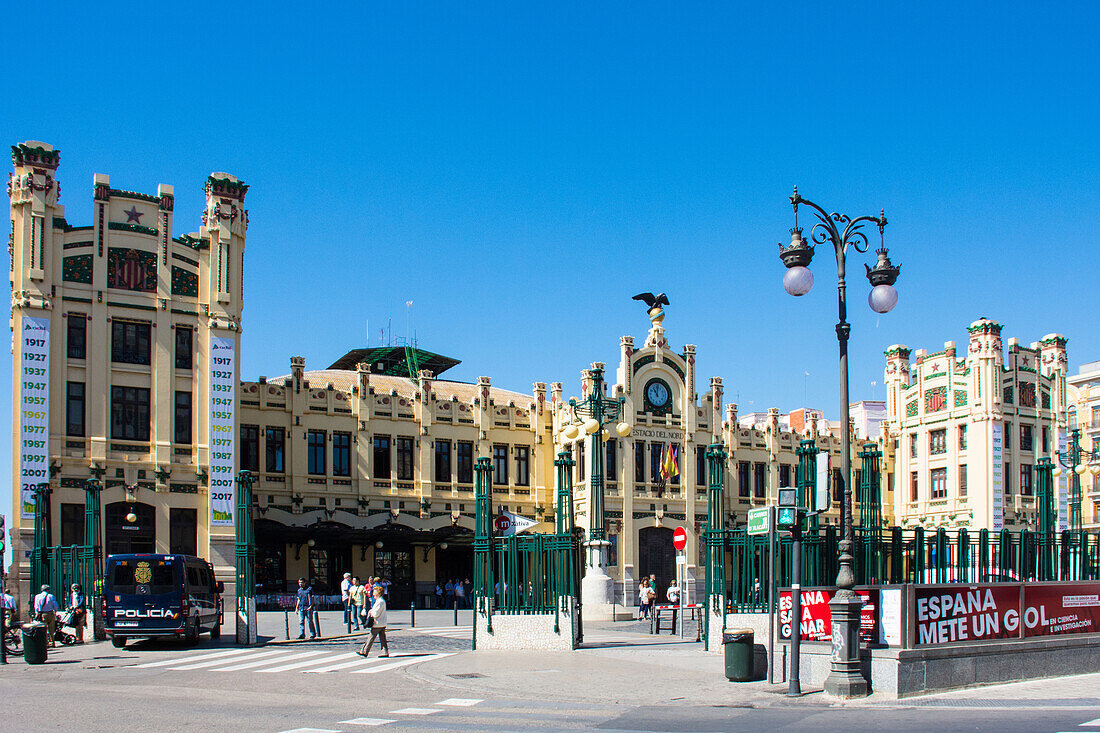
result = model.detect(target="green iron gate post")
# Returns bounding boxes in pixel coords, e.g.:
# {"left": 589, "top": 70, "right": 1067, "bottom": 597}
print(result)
{"left": 235, "top": 470, "right": 256, "bottom": 643}
{"left": 473, "top": 456, "right": 494, "bottom": 643}
{"left": 30, "top": 483, "right": 51, "bottom": 613}
{"left": 83, "top": 479, "right": 104, "bottom": 639}
{"left": 702, "top": 443, "right": 726, "bottom": 650}
{"left": 858, "top": 443, "right": 882, "bottom": 584}
{"left": 1035, "top": 457, "right": 1055, "bottom": 581}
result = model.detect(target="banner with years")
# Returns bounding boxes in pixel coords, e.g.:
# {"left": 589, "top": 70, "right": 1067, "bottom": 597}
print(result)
{"left": 209, "top": 335, "right": 237, "bottom": 526}
{"left": 19, "top": 316, "right": 50, "bottom": 518}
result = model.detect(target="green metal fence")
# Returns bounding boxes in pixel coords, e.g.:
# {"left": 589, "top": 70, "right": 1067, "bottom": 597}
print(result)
{"left": 30, "top": 545, "right": 100, "bottom": 607}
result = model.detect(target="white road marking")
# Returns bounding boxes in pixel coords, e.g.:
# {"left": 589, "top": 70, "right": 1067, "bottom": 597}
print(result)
{"left": 278, "top": 728, "right": 341, "bottom": 733}
{"left": 304, "top": 656, "right": 383, "bottom": 673}
{"left": 131, "top": 648, "right": 253, "bottom": 668}
{"left": 388, "top": 707, "right": 441, "bottom": 715}
{"left": 338, "top": 718, "right": 397, "bottom": 726}
{"left": 259, "top": 652, "right": 360, "bottom": 674}
{"left": 213, "top": 649, "right": 329, "bottom": 672}
{"left": 168, "top": 649, "right": 292, "bottom": 670}
{"left": 354, "top": 653, "right": 453, "bottom": 674}
{"left": 1081, "top": 721, "right": 1100, "bottom": 727}
{"left": 436, "top": 698, "right": 483, "bottom": 706}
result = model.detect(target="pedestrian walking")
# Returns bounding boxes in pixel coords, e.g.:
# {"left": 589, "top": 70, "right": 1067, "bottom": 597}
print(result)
{"left": 356, "top": 585, "right": 389, "bottom": 658}
{"left": 67, "top": 583, "right": 87, "bottom": 643}
{"left": 434, "top": 582, "right": 444, "bottom": 609}
{"left": 666, "top": 579, "right": 681, "bottom": 634}
{"left": 295, "top": 578, "right": 317, "bottom": 639}
{"left": 454, "top": 579, "right": 466, "bottom": 608}
{"left": 350, "top": 577, "right": 367, "bottom": 631}
{"left": 444, "top": 579, "right": 454, "bottom": 607}
{"left": 463, "top": 578, "right": 473, "bottom": 607}
{"left": 638, "top": 580, "right": 651, "bottom": 620}
{"left": 340, "top": 572, "right": 353, "bottom": 627}
{"left": 33, "top": 584, "right": 60, "bottom": 647}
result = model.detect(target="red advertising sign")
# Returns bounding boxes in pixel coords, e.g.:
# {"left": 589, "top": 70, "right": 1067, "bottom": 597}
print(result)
{"left": 1023, "top": 583, "right": 1100, "bottom": 638}
{"left": 914, "top": 585, "right": 1022, "bottom": 645}
{"left": 779, "top": 588, "right": 878, "bottom": 644}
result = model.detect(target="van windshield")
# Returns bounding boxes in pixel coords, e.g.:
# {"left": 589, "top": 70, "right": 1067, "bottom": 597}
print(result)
{"left": 109, "top": 559, "right": 178, "bottom": 595}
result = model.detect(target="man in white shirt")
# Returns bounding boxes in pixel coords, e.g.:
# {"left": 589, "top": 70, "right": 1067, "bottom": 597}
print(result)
{"left": 340, "top": 572, "right": 353, "bottom": 628}
{"left": 33, "top": 585, "right": 60, "bottom": 647}
{"left": 666, "top": 580, "right": 681, "bottom": 635}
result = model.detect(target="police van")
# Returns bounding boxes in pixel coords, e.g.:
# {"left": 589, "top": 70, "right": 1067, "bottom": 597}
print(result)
{"left": 103, "top": 554, "right": 223, "bottom": 648}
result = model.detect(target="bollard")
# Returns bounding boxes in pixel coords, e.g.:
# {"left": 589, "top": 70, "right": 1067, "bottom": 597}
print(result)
{"left": 453, "top": 598, "right": 458, "bottom": 626}
{"left": 314, "top": 610, "right": 322, "bottom": 638}
{"left": 410, "top": 600, "right": 415, "bottom": 629}
{"left": 345, "top": 601, "right": 352, "bottom": 634}
{"left": 284, "top": 610, "right": 290, "bottom": 641}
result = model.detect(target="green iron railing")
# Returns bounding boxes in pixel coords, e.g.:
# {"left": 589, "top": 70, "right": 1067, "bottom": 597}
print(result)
{"left": 30, "top": 545, "right": 100, "bottom": 608}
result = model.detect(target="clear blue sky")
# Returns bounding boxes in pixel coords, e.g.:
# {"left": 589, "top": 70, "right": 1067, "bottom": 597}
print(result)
{"left": 4, "top": 2, "right": 1099, "bottom": 531}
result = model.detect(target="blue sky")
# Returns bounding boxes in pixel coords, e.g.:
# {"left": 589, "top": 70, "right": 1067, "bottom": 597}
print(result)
{"left": 3, "top": 2, "right": 1099, "bottom": 527}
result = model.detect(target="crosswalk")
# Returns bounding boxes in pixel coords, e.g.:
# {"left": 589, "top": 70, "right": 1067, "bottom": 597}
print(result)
{"left": 406, "top": 625, "right": 471, "bottom": 640}
{"left": 129, "top": 648, "right": 453, "bottom": 676}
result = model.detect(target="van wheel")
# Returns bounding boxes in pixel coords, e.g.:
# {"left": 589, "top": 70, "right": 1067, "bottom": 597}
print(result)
{"left": 184, "top": 622, "right": 199, "bottom": 646}
{"left": 111, "top": 636, "right": 127, "bottom": 649}
{"left": 209, "top": 621, "right": 221, "bottom": 639}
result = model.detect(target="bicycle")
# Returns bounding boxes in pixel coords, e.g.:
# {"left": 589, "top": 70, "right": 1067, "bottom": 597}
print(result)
{"left": 2, "top": 609, "right": 22, "bottom": 656}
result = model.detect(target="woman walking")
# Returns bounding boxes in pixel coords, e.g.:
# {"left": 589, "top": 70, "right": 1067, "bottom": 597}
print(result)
{"left": 349, "top": 577, "right": 367, "bottom": 631}
{"left": 68, "top": 584, "right": 87, "bottom": 643}
{"left": 638, "top": 580, "right": 651, "bottom": 620}
{"left": 357, "top": 585, "right": 389, "bottom": 658}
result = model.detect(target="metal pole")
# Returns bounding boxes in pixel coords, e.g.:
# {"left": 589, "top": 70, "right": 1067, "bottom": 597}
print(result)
{"left": 284, "top": 610, "right": 289, "bottom": 640}
{"left": 1, "top": 603, "right": 6, "bottom": 664}
{"left": 788, "top": 521, "right": 802, "bottom": 697}
{"left": 410, "top": 600, "right": 415, "bottom": 628}
{"left": 454, "top": 596, "right": 458, "bottom": 626}
{"left": 768, "top": 505, "right": 776, "bottom": 683}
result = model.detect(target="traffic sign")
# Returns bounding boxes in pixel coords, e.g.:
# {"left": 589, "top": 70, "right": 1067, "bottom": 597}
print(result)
{"left": 494, "top": 515, "right": 512, "bottom": 533}
{"left": 495, "top": 510, "right": 537, "bottom": 536}
{"left": 672, "top": 526, "right": 687, "bottom": 551}
{"left": 747, "top": 507, "right": 769, "bottom": 535}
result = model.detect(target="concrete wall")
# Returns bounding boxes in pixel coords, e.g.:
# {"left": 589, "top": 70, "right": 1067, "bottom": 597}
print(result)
{"left": 474, "top": 602, "right": 578, "bottom": 651}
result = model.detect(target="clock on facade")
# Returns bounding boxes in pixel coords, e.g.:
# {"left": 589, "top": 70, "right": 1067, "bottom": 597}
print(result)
{"left": 644, "top": 378, "right": 671, "bottom": 414}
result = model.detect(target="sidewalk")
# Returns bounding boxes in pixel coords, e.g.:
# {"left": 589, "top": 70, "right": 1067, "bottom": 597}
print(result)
{"left": 257, "top": 608, "right": 474, "bottom": 642}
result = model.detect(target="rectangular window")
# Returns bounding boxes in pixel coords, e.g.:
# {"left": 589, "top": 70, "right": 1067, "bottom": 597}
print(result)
{"left": 910, "top": 471, "right": 919, "bottom": 502}
{"left": 605, "top": 440, "right": 616, "bottom": 478}
{"left": 493, "top": 444, "right": 509, "bottom": 485}
{"left": 457, "top": 441, "right": 473, "bottom": 483}
{"left": 110, "top": 386, "right": 150, "bottom": 441}
{"left": 66, "top": 381, "right": 85, "bottom": 437}
{"left": 1042, "top": 426, "right": 1049, "bottom": 453}
{"left": 373, "top": 435, "right": 391, "bottom": 479}
{"left": 738, "top": 461, "right": 750, "bottom": 498}
{"left": 958, "top": 464, "right": 967, "bottom": 497}
{"left": 930, "top": 467, "right": 947, "bottom": 499}
{"left": 396, "top": 437, "right": 414, "bottom": 481}
{"left": 833, "top": 468, "right": 844, "bottom": 504}
{"left": 779, "top": 464, "right": 792, "bottom": 488}
{"left": 307, "top": 430, "right": 326, "bottom": 475}
{"left": 111, "top": 321, "right": 151, "bottom": 365}
{"left": 174, "top": 391, "right": 192, "bottom": 444}
{"left": 1020, "top": 464, "right": 1032, "bottom": 496}
{"left": 696, "top": 446, "right": 706, "bottom": 486}
{"left": 959, "top": 424, "right": 967, "bottom": 451}
{"left": 1004, "top": 423, "right": 1012, "bottom": 451}
{"left": 634, "top": 442, "right": 646, "bottom": 484}
{"left": 1020, "top": 424, "right": 1033, "bottom": 452}
{"left": 516, "top": 446, "right": 530, "bottom": 486}
{"left": 175, "top": 327, "right": 193, "bottom": 370}
{"left": 650, "top": 443, "right": 663, "bottom": 484}
{"left": 930, "top": 429, "right": 947, "bottom": 455}
{"left": 241, "top": 424, "right": 260, "bottom": 472}
{"left": 435, "top": 440, "right": 452, "bottom": 482}
{"left": 910, "top": 433, "right": 918, "bottom": 458}
{"left": 60, "top": 503, "right": 85, "bottom": 547}
{"left": 753, "top": 462, "right": 766, "bottom": 498}
{"left": 333, "top": 432, "right": 351, "bottom": 476}
{"left": 265, "top": 427, "right": 285, "bottom": 472}
{"left": 1004, "top": 462, "right": 1012, "bottom": 493}
{"left": 170, "top": 508, "right": 197, "bottom": 556}
{"left": 67, "top": 315, "right": 86, "bottom": 359}
{"left": 576, "top": 442, "right": 585, "bottom": 479}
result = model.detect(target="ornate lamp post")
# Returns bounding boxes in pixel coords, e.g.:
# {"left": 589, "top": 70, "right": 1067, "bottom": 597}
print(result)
{"left": 1052, "top": 429, "right": 1100, "bottom": 534}
{"left": 778, "top": 187, "right": 899, "bottom": 698}
{"left": 562, "top": 363, "right": 630, "bottom": 615}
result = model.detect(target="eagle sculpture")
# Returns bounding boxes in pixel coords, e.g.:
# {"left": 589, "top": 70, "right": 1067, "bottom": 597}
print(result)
{"left": 633, "top": 292, "right": 670, "bottom": 322}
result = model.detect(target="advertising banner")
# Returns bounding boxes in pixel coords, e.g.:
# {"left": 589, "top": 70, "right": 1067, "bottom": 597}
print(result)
{"left": 991, "top": 423, "right": 1004, "bottom": 531}
{"left": 1022, "top": 583, "right": 1100, "bottom": 638}
{"left": 1056, "top": 430, "right": 1069, "bottom": 532}
{"left": 914, "top": 584, "right": 1021, "bottom": 645}
{"left": 779, "top": 587, "right": 879, "bottom": 644}
{"left": 19, "top": 316, "right": 50, "bottom": 519}
{"left": 209, "top": 335, "right": 237, "bottom": 526}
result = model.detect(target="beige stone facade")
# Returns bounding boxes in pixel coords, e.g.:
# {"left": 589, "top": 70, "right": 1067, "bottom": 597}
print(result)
{"left": 883, "top": 318, "right": 1068, "bottom": 532}
{"left": 1067, "top": 360, "right": 1100, "bottom": 529}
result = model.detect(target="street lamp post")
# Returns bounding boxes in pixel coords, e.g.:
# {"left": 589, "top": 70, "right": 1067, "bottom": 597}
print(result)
{"left": 778, "top": 187, "right": 899, "bottom": 698}
{"left": 563, "top": 363, "right": 630, "bottom": 616}
{"left": 1052, "top": 429, "right": 1100, "bottom": 534}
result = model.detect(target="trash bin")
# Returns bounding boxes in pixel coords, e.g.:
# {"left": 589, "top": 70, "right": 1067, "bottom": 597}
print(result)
{"left": 722, "top": 628, "right": 754, "bottom": 681}
{"left": 22, "top": 622, "right": 48, "bottom": 665}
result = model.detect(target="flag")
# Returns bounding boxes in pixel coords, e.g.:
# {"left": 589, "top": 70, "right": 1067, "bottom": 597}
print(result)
{"left": 660, "top": 444, "right": 680, "bottom": 481}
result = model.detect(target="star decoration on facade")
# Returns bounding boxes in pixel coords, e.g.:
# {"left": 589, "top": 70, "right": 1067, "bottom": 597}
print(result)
{"left": 124, "top": 206, "right": 143, "bottom": 223}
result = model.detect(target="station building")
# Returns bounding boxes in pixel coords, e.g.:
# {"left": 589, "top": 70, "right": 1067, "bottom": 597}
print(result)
{"left": 1067, "top": 360, "right": 1100, "bottom": 529}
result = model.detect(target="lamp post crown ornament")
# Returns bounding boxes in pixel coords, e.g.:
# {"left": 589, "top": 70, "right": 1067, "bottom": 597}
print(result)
{"left": 633, "top": 291, "right": 670, "bottom": 347}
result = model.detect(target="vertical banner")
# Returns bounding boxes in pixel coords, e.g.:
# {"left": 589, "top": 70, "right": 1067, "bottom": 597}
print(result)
{"left": 815, "top": 451, "right": 830, "bottom": 513}
{"left": 991, "top": 423, "right": 1003, "bottom": 531}
{"left": 1056, "top": 430, "right": 1069, "bottom": 532}
{"left": 19, "top": 316, "right": 50, "bottom": 519}
{"left": 209, "top": 336, "right": 236, "bottom": 526}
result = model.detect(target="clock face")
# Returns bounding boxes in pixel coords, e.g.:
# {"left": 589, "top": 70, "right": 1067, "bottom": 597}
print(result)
{"left": 646, "top": 380, "right": 670, "bottom": 408}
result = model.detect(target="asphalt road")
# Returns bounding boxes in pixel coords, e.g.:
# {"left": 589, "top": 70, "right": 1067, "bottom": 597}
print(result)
{"left": 3, "top": 616, "right": 1098, "bottom": 732}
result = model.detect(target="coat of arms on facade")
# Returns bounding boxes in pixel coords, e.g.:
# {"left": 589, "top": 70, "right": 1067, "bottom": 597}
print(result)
{"left": 108, "top": 248, "right": 157, "bottom": 292}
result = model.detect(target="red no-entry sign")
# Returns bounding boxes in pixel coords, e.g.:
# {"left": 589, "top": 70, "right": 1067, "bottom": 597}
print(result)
{"left": 672, "top": 526, "right": 687, "bottom": 551}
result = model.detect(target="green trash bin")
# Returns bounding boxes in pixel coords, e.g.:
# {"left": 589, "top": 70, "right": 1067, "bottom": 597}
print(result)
{"left": 22, "top": 621, "right": 48, "bottom": 665}
{"left": 723, "top": 628, "right": 754, "bottom": 681}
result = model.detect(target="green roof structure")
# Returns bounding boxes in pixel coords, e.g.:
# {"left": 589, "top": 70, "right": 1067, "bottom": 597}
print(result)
{"left": 327, "top": 345, "right": 460, "bottom": 378}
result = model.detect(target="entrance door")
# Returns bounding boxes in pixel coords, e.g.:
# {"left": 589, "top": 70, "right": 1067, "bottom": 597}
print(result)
{"left": 105, "top": 502, "right": 156, "bottom": 555}
{"left": 638, "top": 526, "right": 675, "bottom": 603}
{"left": 375, "top": 547, "right": 414, "bottom": 609}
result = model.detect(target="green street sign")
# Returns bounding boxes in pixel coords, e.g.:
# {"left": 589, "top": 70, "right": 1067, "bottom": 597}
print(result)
{"left": 747, "top": 507, "right": 769, "bottom": 536}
